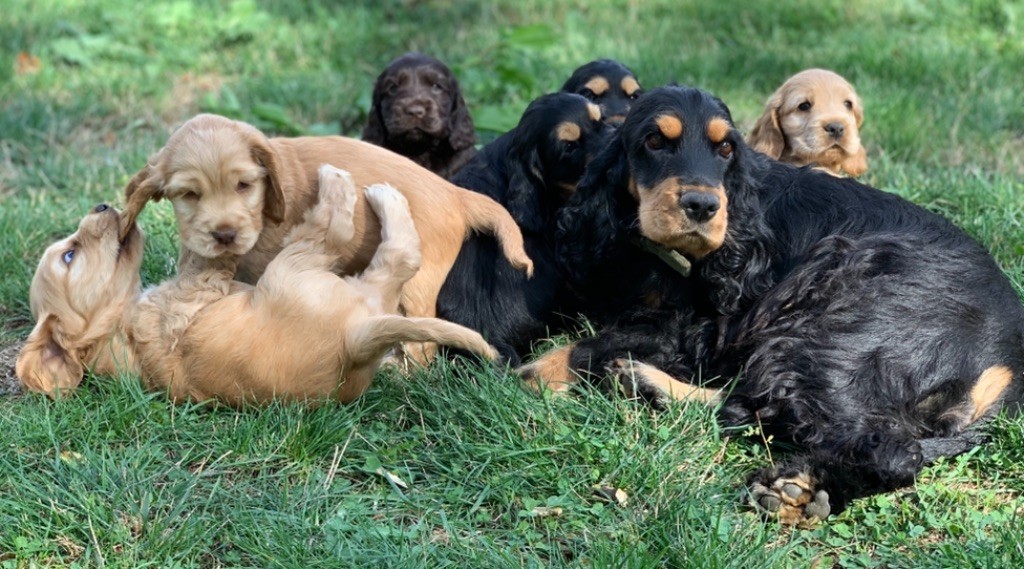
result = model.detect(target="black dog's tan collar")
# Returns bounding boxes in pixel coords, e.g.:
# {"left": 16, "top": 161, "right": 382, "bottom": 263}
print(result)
{"left": 630, "top": 236, "right": 692, "bottom": 277}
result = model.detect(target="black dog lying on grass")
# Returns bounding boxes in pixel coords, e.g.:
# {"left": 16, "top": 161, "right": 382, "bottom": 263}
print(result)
{"left": 436, "top": 93, "right": 613, "bottom": 365}
{"left": 520, "top": 85, "right": 1024, "bottom": 524}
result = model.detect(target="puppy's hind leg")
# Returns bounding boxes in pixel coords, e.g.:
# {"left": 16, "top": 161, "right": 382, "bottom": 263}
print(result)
{"left": 358, "top": 183, "right": 422, "bottom": 310}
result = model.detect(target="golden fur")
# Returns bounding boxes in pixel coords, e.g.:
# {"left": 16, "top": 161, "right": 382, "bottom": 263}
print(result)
{"left": 18, "top": 167, "right": 499, "bottom": 404}
{"left": 747, "top": 69, "right": 867, "bottom": 177}
{"left": 121, "top": 114, "right": 533, "bottom": 363}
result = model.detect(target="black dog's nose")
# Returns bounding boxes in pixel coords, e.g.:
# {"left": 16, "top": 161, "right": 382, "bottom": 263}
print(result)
{"left": 94, "top": 203, "right": 110, "bottom": 213}
{"left": 212, "top": 229, "right": 237, "bottom": 245}
{"left": 679, "top": 192, "right": 720, "bottom": 223}
{"left": 824, "top": 122, "right": 845, "bottom": 138}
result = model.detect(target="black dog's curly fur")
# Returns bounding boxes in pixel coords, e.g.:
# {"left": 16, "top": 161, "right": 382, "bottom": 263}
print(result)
{"left": 361, "top": 52, "right": 477, "bottom": 179}
{"left": 436, "top": 93, "right": 613, "bottom": 364}
{"left": 561, "top": 59, "right": 643, "bottom": 126}
{"left": 541, "top": 86, "right": 1024, "bottom": 521}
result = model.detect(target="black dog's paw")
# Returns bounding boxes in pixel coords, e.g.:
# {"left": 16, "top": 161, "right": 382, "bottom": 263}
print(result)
{"left": 604, "top": 358, "right": 669, "bottom": 410}
{"left": 748, "top": 470, "right": 831, "bottom": 526}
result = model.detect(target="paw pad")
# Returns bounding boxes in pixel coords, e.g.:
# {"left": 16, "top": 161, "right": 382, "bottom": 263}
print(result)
{"left": 749, "top": 471, "right": 831, "bottom": 526}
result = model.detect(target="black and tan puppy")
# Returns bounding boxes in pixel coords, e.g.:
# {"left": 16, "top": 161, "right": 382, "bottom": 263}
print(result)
{"left": 520, "top": 86, "right": 1023, "bottom": 525}
{"left": 436, "top": 93, "right": 612, "bottom": 364}
{"left": 361, "top": 52, "right": 477, "bottom": 178}
{"left": 561, "top": 59, "right": 643, "bottom": 126}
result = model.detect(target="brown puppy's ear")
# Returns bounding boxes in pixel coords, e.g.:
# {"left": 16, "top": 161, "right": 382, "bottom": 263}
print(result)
{"left": 447, "top": 74, "right": 477, "bottom": 152}
{"left": 361, "top": 73, "right": 389, "bottom": 145}
{"left": 16, "top": 313, "right": 85, "bottom": 398}
{"left": 747, "top": 92, "right": 785, "bottom": 159}
{"left": 842, "top": 145, "right": 868, "bottom": 177}
{"left": 249, "top": 136, "right": 287, "bottom": 224}
{"left": 851, "top": 92, "right": 864, "bottom": 129}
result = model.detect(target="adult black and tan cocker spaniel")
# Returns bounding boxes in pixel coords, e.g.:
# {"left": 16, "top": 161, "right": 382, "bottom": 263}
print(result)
{"left": 561, "top": 59, "right": 643, "bottom": 126}
{"left": 436, "top": 93, "right": 613, "bottom": 364}
{"left": 361, "top": 52, "right": 477, "bottom": 179}
{"left": 520, "top": 86, "right": 1023, "bottom": 524}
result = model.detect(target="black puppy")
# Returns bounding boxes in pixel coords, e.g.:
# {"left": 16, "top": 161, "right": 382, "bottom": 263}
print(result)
{"left": 361, "top": 52, "right": 477, "bottom": 178}
{"left": 521, "top": 86, "right": 1024, "bottom": 524}
{"left": 561, "top": 59, "right": 643, "bottom": 126}
{"left": 436, "top": 93, "right": 612, "bottom": 364}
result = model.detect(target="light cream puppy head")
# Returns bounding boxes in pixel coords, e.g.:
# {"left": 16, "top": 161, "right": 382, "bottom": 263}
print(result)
{"left": 17, "top": 205, "right": 144, "bottom": 396}
{"left": 122, "top": 114, "right": 286, "bottom": 259}
{"left": 748, "top": 69, "right": 867, "bottom": 177}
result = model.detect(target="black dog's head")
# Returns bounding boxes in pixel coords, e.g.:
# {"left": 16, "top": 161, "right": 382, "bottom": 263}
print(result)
{"left": 561, "top": 59, "right": 643, "bottom": 126}
{"left": 362, "top": 52, "right": 476, "bottom": 156}
{"left": 557, "top": 86, "right": 769, "bottom": 289}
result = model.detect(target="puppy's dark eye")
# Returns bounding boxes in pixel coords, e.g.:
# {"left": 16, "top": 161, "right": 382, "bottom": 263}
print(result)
{"left": 385, "top": 83, "right": 398, "bottom": 95}
{"left": 580, "top": 89, "right": 597, "bottom": 101}
{"left": 62, "top": 248, "right": 75, "bottom": 265}
{"left": 844, "top": 100, "right": 853, "bottom": 110}
{"left": 431, "top": 83, "right": 444, "bottom": 94}
{"left": 717, "top": 141, "right": 734, "bottom": 159}
{"left": 645, "top": 133, "right": 665, "bottom": 150}
{"left": 564, "top": 140, "right": 579, "bottom": 152}
{"left": 797, "top": 101, "right": 812, "bottom": 112}
{"left": 183, "top": 191, "right": 200, "bottom": 200}
{"left": 628, "top": 91, "right": 642, "bottom": 101}
{"left": 237, "top": 181, "right": 252, "bottom": 193}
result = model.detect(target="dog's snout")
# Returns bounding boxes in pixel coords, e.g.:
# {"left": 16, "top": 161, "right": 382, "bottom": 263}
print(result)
{"left": 824, "top": 122, "right": 845, "bottom": 139}
{"left": 94, "top": 203, "right": 110, "bottom": 213}
{"left": 404, "top": 103, "right": 428, "bottom": 118}
{"left": 679, "top": 192, "right": 721, "bottom": 223}
{"left": 212, "top": 229, "right": 237, "bottom": 245}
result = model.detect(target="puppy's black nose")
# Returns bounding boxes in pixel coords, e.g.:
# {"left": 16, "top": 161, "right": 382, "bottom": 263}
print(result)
{"left": 94, "top": 203, "right": 110, "bottom": 213}
{"left": 679, "top": 192, "right": 720, "bottom": 223}
{"left": 824, "top": 122, "right": 845, "bottom": 138}
{"left": 212, "top": 229, "right": 237, "bottom": 245}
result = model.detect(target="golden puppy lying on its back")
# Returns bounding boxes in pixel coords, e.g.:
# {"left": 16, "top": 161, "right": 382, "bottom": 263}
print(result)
{"left": 747, "top": 68, "right": 868, "bottom": 177}
{"left": 122, "top": 114, "right": 533, "bottom": 363}
{"left": 17, "top": 166, "right": 498, "bottom": 404}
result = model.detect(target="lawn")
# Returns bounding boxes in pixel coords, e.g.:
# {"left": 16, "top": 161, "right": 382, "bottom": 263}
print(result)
{"left": 2, "top": 0, "right": 1024, "bottom": 566}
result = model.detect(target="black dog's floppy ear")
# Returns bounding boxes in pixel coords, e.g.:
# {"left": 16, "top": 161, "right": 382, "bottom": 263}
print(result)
{"left": 555, "top": 135, "right": 630, "bottom": 286}
{"left": 447, "top": 74, "right": 477, "bottom": 152}
{"left": 361, "top": 73, "right": 388, "bottom": 145}
{"left": 504, "top": 144, "right": 545, "bottom": 234}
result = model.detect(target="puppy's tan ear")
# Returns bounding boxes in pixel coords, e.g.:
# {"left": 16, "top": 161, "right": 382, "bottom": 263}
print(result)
{"left": 852, "top": 92, "right": 864, "bottom": 128}
{"left": 842, "top": 145, "right": 868, "bottom": 177}
{"left": 250, "top": 138, "right": 287, "bottom": 224}
{"left": 16, "top": 313, "right": 85, "bottom": 398}
{"left": 747, "top": 92, "right": 785, "bottom": 159}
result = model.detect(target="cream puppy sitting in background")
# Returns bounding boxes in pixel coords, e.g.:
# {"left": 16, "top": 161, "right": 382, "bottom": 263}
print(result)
{"left": 17, "top": 166, "right": 497, "bottom": 405}
{"left": 747, "top": 68, "right": 868, "bottom": 177}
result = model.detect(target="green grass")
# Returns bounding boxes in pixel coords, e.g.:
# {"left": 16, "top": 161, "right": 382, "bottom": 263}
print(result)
{"left": 2, "top": 0, "right": 1024, "bottom": 566}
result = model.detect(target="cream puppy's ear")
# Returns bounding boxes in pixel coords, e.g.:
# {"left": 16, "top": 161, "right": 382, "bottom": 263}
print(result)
{"left": 121, "top": 151, "right": 166, "bottom": 239}
{"left": 247, "top": 133, "right": 287, "bottom": 224}
{"left": 747, "top": 91, "right": 785, "bottom": 159}
{"left": 16, "top": 313, "right": 85, "bottom": 398}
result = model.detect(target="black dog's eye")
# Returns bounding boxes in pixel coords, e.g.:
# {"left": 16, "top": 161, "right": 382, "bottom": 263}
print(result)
{"left": 564, "top": 140, "right": 579, "bottom": 152}
{"left": 431, "top": 83, "right": 445, "bottom": 94}
{"left": 717, "top": 141, "right": 734, "bottom": 159}
{"left": 385, "top": 82, "right": 398, "bottom": 95}
{"left": 798, "top": 101, "right": 812, "bottom": 112}
{"left": 645, "top": 133, "right": 665, "bottom": 150}
{"left": 844, "top": 100, "right": 854, "bottom": 110}
{"left": 628, "top": 91, "right": 642, "bottom": 101}
{"left": 580, "top": 89, "right": 597, "bottom": 101}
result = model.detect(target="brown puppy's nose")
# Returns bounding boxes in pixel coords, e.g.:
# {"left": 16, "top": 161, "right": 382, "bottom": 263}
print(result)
{"left": 212, "top": 229, "right": 237, "bottom": 245}
{"left": 679, "top": 192, "right": 720, "bottom": 223}
{"left": 824, "top": 122, "right": 845, "bottom": 139}
{"left": 404, "top": 103, "right": 427, "bottom": 118}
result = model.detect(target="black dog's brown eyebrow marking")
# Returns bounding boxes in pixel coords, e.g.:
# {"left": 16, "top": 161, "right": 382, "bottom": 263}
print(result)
{"left": 621, "top": 76, "right": 641, "bottom": 96}
{"left": 584, "top": 76, "right": 609, "bottom": 96}
{"left": 586, "top": 103, "right": 601, "bottom": 122}
{"left": 707, "top": 118, "right": 730, "bottom": 144}
{"left": 556, "top": 122, "right": 581, "bottom": 142}
{"left": 655, "top": 114, "right": 683, "bottom": 139}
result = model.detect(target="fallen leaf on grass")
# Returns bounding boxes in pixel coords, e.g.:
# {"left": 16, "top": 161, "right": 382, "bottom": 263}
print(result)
{"left": 15, "top": 52, "right": 41, "bottom": 75}
{"left": 592, "top": 485, "right": 629, "bottom": 506}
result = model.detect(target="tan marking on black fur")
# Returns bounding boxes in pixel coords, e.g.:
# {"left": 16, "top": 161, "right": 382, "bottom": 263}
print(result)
{"left": 707, "top": 118, "right": 731, "bottom": 144}
{"left": 655, "top": 115, "right": 683, "bottom": 140}
{"left": 556, "top": 121, "right": 581, "bottom": 142}
{"left": 586, "top": 103, "right": 601, "bottom": 122}
{"left": 616, "top": 360, "right": 720, "bottom": 404}
{"left": 519, "top": 344, "right": 577, "bottom": 394}
{"left": 971, "top": 365, "right": 1013, "bottom": 421}
{"left": 636, "top": 181, "right": 728, "bottom": 258}
{"left": 585, "top": 76, "right": 609, "bottom": 96}
{"left": 621, "top": 76, "right": 640, "bottom": 96}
